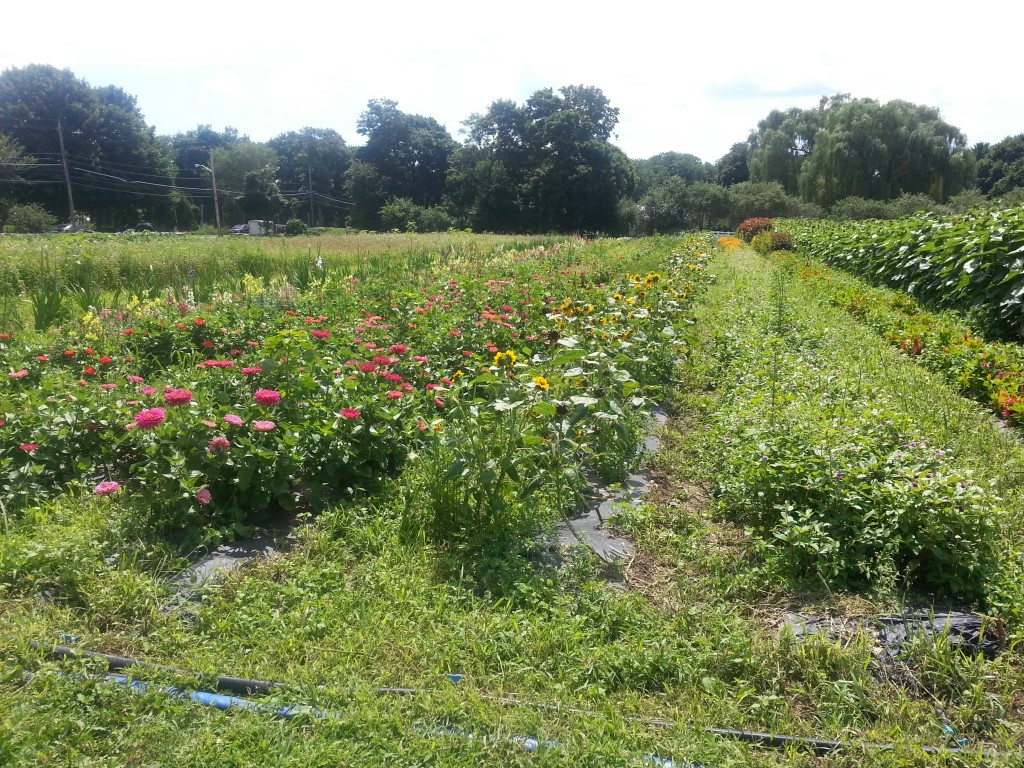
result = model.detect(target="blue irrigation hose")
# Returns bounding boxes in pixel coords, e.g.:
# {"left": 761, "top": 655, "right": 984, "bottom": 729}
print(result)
{"left": 27, "top": 642, "right": 1015, "bottom": 759}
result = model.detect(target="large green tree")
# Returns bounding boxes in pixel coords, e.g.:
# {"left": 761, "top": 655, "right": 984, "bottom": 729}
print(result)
{"left": 211, "top": 141, "right": 280, "bottom": 225}
{"left": 0, "top": 133, "right": 35, "bottom": 229}
{"left": 0, "top": 64, "right": 173, "bottom": 229}
{"left": 454, "top": 85, "right": 634, "bottom": 233}
{"left": 168, "top": 125, "right": 245, "bottom": 228}
{"left": 634, "top": 152, "right": 714, "bottom": 197}
{"left": 977, "top": 134, "right": 1024, "bottom": 198}
{"left": 346, "top": 99, "right": 456, "bottom": 230}
{"left": 747, "top": 95, "right": 974, "bottom": 207}
{"left": 268, "top": 127, "right": 351, "bottom": 227}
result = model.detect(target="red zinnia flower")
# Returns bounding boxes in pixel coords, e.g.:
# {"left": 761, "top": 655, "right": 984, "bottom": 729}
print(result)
{"left": 19, "top": 443, "right": 38, "bottom": 452}
{"left": 340, "top": 408, "right": 361, "bottom": 419}
{"left": 253, "top": 389, "right": 281, "bottom": 406}
{"left": 134, "top": 408, "right": 166, "bottom": 429}
{"left": 208, "top": 436, "right": 231, "bottom": 454}
{"left": 163, "top": 388, "right": 193, "bottom": 406}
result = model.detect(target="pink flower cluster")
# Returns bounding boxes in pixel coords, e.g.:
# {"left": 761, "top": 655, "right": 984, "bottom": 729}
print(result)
{"left": 94, "top": 480, "right": 120, "bottom": 495}
{"left": 164, "top": 388, "right": 193, "bottom": 406}
{"left": 135, "top": 408, "right": 166, "bottom": 429}
{"left": 253, "top": 389, "right": 281, "bottom": 406}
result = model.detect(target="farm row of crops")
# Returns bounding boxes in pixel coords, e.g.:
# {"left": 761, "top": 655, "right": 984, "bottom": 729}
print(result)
{"left": 781, "top": 208, "right": 1024, "bottom": 340}
{"left": 0, "top": 236, "right": 710, "bottom": 548}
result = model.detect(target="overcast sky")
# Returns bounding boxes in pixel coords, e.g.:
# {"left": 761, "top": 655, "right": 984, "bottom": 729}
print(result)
{"left": 4, "top": 0, "right": 1021, "bottom": 163}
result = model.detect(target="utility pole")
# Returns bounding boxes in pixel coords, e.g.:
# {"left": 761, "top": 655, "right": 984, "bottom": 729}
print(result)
{"left": 56, "top": 121, "right": 76, "bottom": 230}
{"left": 195, "top": 151, "right": 221, "bottom": 230}
{"left": 308, "top": 165, "right": 314, "bottom": 227}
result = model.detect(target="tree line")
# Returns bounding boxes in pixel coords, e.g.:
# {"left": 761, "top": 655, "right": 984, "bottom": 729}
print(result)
{"left": 2, "top": 64, "right": 1023, "bottom": 234}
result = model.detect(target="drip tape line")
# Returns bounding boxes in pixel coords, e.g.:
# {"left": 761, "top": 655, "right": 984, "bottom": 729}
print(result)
{"left": 27, "top": 642, "right": 1017, "bottom": 759}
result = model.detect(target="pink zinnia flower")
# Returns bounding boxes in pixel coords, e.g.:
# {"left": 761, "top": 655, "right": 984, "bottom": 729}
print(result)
{"left": 223, "top": 413, "right": 244, "bottom": 427}
{"left": 242, "top": 367, "right": 262, "bottom": 375}
{"left": 340, "top": 408, "right": 361, "bottom": 419}
{"left": 140, "top": 385, "right": 157, "bottom": 396}
{"left": 196, "top": 488, "right": 212, "bottom": 506}
{"left": 9, "top": 369, "right": 28, "bottom": 379}
{"left": 127, "top": 375, "right": 144, "bottom": 383}
{"left": 94, "top": 480, "right": 120, "bottom": 495}
{"left": 389, "top": 343, "right": 407, "bottom": 354}
{"left": 252, "top": 420, "right": 276, "bottom": 432}
{"left": 253, "top": 389, "right": 281, "bottom": 406}
{"left": 134, "top": 407, "right": 166, "bottom": 430}
{"left": 311, "top": 329, "right": 331, "bottom": 339}
{"left": 164, "top": 388, "right": 193, "bottom": 406}
{"left": 19, "top": 443, "right": 38, "bottom": 452}
{"left": 372, "top": 356, "right": 394, "bottom": 366}
{"left": 99, "top": 383, "right": 117, "bottom": 390}
{"left": 208, "top": 436, "right": 231, "bottom": 454}
{"left": 358, "top": 362, "right": 377, "bottom": 373}
{"left": 413, "top": 355, "right": 428, "bottom": 363}
{"left": 434, "top": 397, "right": 445, "bottom": 408}
{"left": 386, "top": 390, "right": 404, "bottom": 399}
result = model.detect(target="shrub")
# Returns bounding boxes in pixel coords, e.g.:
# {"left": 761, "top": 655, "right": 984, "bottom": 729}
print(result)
{"left": 9, "top": 203, "right": 56, "bottom": 233}
{"left": 829, "top": 196, "right": 893, "bottom": 221}
{"left": 284, "top": 218, "right": 308, "bottom": 236}
{"left": 736, "top": 217, "right": 774, "bottom": 242}
{"left": 750, "top": 230, "right": 793, "bottom": 254}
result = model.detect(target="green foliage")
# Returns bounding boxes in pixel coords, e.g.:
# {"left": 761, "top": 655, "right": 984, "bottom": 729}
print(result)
{"left": 634, "top": 151, "right": 715, "bottom": 196}
{"left": 346, "top": 99, "right": 456, "bottom": 230}
{"left": 750, "top": 230, "right": 793, "bottom": 253}
{"left": 977, "top": 133, "right": 1024, "bottom": 196}
{"left": 748, "top": 95, "right": 975, "bottom": 208}
{"left": 728, "top": 181, "right": 801, "bottom": 223}
{"left": 698, "top": 253, "right": 999, "bottom": 600}
{"left": 283, "top": 218, "right": 308, "bottom": 236}
{"left": 783, "top": 208, "right": 1024, "bottom": 338}
{"left": 268, "top": 127, "right": 351, "bottom": 228}
{"left": 828, "top": 196, "right": 894, "bottom": 220}
{"left": 379, "top": 197, "right": 453, "bottom": 233}
{"left": 0, "top": 64, "right": 173, "bottom": 229}
{"left": 452, "top": 85, "right": 635, "bottom": 234}
{"left": 8, "top": 203, "right": 56, "bottom": 233}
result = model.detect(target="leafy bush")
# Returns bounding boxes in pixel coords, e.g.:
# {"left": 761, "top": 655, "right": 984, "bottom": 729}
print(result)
{"left": 750, "top": 231, "right": 793, "bottom": 254}
{"left": 9, "top": 203, "right": 56, "bottom": 233}
{"left": 379, "top": 197, "right": 453, "bottom": 233}
{"left": 736, "top": 217, "right": 774, "bottom": 242}
{"left": 714, "top": 409, "right": 996, "bottom": 598}
{"left": 828, "top": 196, "right": 893, "bottom": 221}
{"left": 284, "top": 218, "right": 308, "bottom": 236}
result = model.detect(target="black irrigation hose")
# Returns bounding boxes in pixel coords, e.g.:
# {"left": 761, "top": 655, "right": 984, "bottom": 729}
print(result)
{"left": 28, "top": 642, "right": 1016, "bottom": 759}
{"left": 28, "top": 642, "right": 278, "bottom": 696}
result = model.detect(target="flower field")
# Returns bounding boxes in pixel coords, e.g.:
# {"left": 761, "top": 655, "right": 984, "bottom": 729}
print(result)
{"left": 8, "top": 234, "right": 1024, "bottom": 766}
{"left": 1, "top": 235, "right": 710, "bottom": 545}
